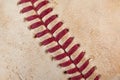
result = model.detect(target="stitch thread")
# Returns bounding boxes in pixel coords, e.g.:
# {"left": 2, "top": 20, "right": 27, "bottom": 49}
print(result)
{"left": 18, "top": 0, "right": 101, "bottom": 80}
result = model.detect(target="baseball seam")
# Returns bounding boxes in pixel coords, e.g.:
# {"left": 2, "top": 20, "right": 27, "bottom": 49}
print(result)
{"left": 18, "top": 0, "right": 101, "bottom": 80}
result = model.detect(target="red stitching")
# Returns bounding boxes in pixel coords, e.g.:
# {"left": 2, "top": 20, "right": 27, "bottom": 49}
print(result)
{"left": 29, "top": 21, "right": 43, "bottom": 30}
{"left": 53, "top": 52, "right": 67, "bottom": 60}
{"left": 39, "top": 8, "right": 53, "bottom": 18}
{"left": 47, "top": 45, "right": 61, "bottom": 53}
{"left": 41, "top": 37, "right": 55, "bottom": 46}
{"left": 17, "top": 0, "right": 30, "bottom": 5}
{"left": 59, "top": 60, "right": 72, "bottom": 67}
{"left": 18, "top": 0, "right": 101, "bottom": 80}
{"left": 62, "top": 37, "right": 74, "bottom": 49}
{"left": 35, "top": 0, "right": 49, "bottom": 11}
{"left": 69, "top": 75, "right": 83, "bottom": 80}
{"left": 20, "top": 6, "right": 34, "bottom": 13}
{"left": 84, "top": 66, "right": 96, "bottom": 79}
{"left": 34, "top": 29, "right": 49, "bottom": 38}
{"left": 44, "top": 14, "right": 58, "bottom": 26}
{"left": 73, "top": 52, "right": 85, "bottom": 65}
{"left": 67, "top": 44, "right": 80, "bottom": 56}
{"left": 55, "top": 28, "right": 69, "bottom": 41}
{"left": 24, "top": 15, "right": 39, "bottom": 21}
{"left": 79, "top": 59, "right": 90, "bottom": 72}
{"left": 51, "top": 21, "right": 63, "bottom": 34}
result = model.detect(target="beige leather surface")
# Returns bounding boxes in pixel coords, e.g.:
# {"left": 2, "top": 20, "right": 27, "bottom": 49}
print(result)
{"left": 0, "top": 0, "right": 120, "bottom": 80}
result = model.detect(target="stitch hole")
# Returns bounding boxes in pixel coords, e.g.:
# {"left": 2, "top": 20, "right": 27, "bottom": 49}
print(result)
{"left": 63, "top": 71, "right": 67, "bottom": 74}
{"left": 51, "top": 56, "right": 56, "bottom": 61}
{"left": 68, "top": 78, "right": 71, "bottom": 80}
{"left": 45, "top": 49, "right": 49, "bottom": 53}
{"left": 76, "top": 44, "right": 80, "bottom": 47}
{"left": 51, "top": 57, "right": 54, "bottom": 61}
{"left": 66, "top": 28, "right": 69, "bottom": 32}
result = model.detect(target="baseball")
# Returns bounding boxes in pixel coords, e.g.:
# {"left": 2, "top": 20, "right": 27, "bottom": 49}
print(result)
{"left": 0, "top": 0, "right": 120, "bottom": 80}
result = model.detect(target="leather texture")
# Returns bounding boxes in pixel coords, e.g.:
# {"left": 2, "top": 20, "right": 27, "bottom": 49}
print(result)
{"left": 0, "top": 0, "right": 120, "bottom": 80}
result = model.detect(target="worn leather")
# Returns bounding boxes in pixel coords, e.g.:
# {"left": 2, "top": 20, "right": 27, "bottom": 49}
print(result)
{"left": 0, "top": 0, "right": 120, "bottom": 80}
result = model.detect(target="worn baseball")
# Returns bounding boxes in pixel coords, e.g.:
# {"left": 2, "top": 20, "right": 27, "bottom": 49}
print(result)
{"left": 0, "top": 0, "right": 120, "bottom": 80}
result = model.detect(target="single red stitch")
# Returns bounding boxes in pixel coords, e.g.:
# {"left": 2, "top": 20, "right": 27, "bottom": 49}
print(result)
{"left": 39, "top": 8, "right": 53, "bottom": 18}
{"left": 46, "top": 45, "right": 61, "bottom": 53}
{"left": 20, "top": 6, "right": 34, "bottom": 13}
{"left": 84, "top": 66, "right": 96, "bottom": 79}
{"left": 29, "top": 21, "right": 43, "bottom": 30}
{"left": 65, "top": 67, "right": 78, "bottom": 74}
{"left": 53, "top": 53, "right": 67, "bottom": 60}
{"left": 69, "top": 74, "right": 83, "bottom": 80}
{"left": 35, "top": 0, "right": 49, "bottom": 11}
{"left": 67, "top": 44, "right": 80, "bottom": 56}
{"left": 40, "top": 37, "right": 55, "bottom": 45}
{"left": 17, "top": 0, "right": 30, "bottom": 5}
{"left": 34, "top": 29, "right": 49, "bottom": 38}
{"left": 62, "top": 37, "right": 74, "bottom": 49}
{"left": 73, "top": 51, "right": 85, "bottom": 65}
{"left": 25, "top": 15, "right": 39, "bottom": 21}
{"left": 55, "top": 28, "right": 69, "bottom": 42}
{"left": 50, "top": 22, "right": 63, "bottom": 34}
{"left": 59, "top": 60, "right": 72, "bottom": 67}
{"left": 79, "top": 59, "right": 90, "bottom": 72}
{"left": 44, "top": 15, "right": 58, "bottom": 26}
